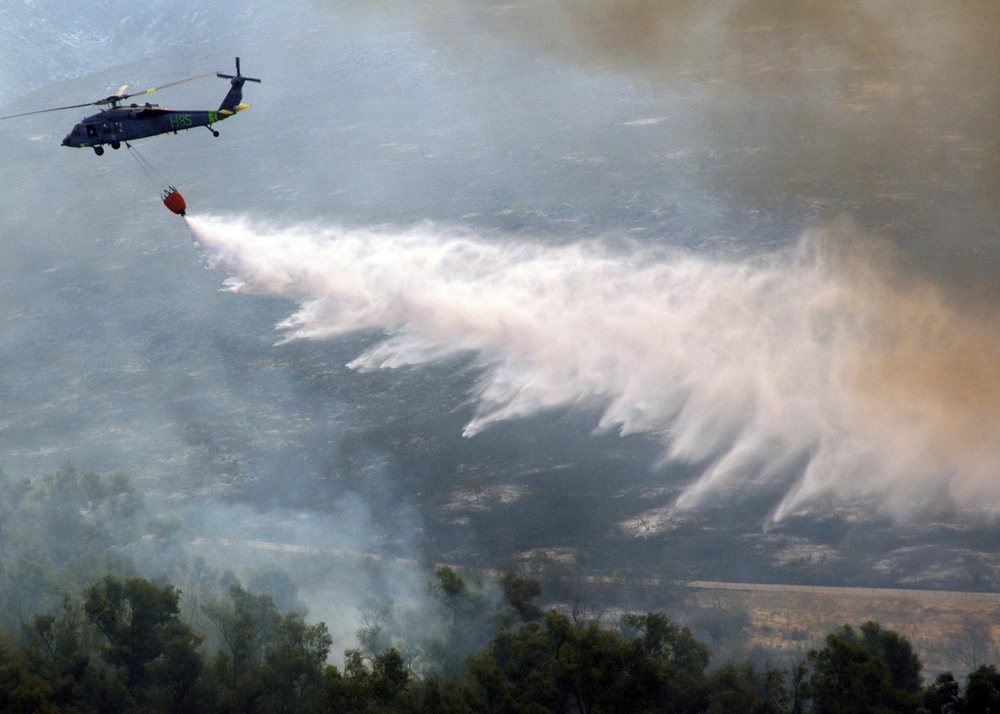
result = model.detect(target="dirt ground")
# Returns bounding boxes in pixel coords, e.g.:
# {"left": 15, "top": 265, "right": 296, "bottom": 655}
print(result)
{"left": 685, "top": 581, "right": 1000, "bottom": 677}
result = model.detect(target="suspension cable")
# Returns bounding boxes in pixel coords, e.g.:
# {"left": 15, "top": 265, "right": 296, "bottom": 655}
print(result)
{"left": 126, "top": 142, "right": 171, "bottom": 192}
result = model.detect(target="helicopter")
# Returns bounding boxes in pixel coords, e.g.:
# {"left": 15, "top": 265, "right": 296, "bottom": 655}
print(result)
{"left": 1, "top": 57, "right": 260, "bottom": 155}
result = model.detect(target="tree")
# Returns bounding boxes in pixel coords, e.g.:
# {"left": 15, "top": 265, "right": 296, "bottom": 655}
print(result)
{"left": 33, "top": 465, "right": 144, "bottom": 566}
{"left": 857, "top": 621, "right": 921, "bottom": 696}
{"left": 623, "top": 611, "right": 711, "bottom": 673}
{"left": 0, "top": 546, "right": 62, "bottom": 627}
{"left": 706, "top": 662, "right": 789, "bottom": 714}
{"left": 84, "top": 575, "right": 203, "bottom": 703}
{"left": 463, "top": 609, "right": 712, "bottom": 714}
{"left": 355, "top": 566, "right": 502, "bottom": 678}
{"left": 0, "top": 657, "right": 58, "bottom": 714}
{"left": 324, "top": 648, "right": 411, "bottom": 713}
{"left": 788, "top": 661, "right": 810, "bottom": 714}
{"left": 807, "top": 622, "right": 920, "bottom": 714}
{"left": 430, "top": 565, "right": 487, "bottom": 637}
{"left": 202, "top": 582, "right": 332, "bottom": 713}
{"left": 809, "top": 631, "right": 891, "bottom": 714}
{"left": 0, "top": 465, "right": 150, "bottom": 633}
{"left": 22, "top": 597, "right": 90, "bottom": 704}
{"left": 963, "top": 664, "right": 1000, "bottom": 713}
{"left": 498, "top": 570, "right": 543, "bottom": 623}
{"left": 946, "top": 614, "right": 995, "bottom": 673}
{"left": 259, "top": 612, "right": 332, "bottom": 713}
{"left": 203, "top": 582, "right": 280, "bottom": 681}
{"left": 919, "top": 672, "right": 962, "bottom": 714}
{"left": 244, "top": 563, "right": 306, "bottom": 615}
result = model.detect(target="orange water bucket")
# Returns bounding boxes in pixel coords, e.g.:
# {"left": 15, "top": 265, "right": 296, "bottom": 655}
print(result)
{"left": 162, "top": 188, "right": 187, "bottom": 216}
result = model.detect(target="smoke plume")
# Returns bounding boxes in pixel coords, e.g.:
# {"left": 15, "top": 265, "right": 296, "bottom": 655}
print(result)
{"left": 188, "top": 215, "right": 1000, "bottom": 522}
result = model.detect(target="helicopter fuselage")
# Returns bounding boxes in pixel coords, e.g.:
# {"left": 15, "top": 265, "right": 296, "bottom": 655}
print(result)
{"left": 3, "top": 57, "right": 259, "bottom": 156}
{"left": 61, "top": 102, "right": 248, "bottom": 153}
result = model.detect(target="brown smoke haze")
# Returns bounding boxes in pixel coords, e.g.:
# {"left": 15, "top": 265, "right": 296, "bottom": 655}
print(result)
{"left": 417, "top": 1, "right": 1000, "bottom": 288}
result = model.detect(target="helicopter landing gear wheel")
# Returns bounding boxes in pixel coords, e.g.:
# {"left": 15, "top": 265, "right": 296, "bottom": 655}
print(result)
{"left": 212, "top": 130, "right": 220, "bottom": 137}
{"left": 93, "top": 146, "right": 105, "bottom": 156}
{"left": 111, "top": 141, "right": 121, "bottom": 150}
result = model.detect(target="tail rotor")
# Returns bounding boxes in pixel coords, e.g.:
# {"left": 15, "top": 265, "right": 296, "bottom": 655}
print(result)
{"left": 217, "top": 57, "right": 261, "bottom": 84}
{"left": 216, "top": 57, "right": 261, "bottom": 113}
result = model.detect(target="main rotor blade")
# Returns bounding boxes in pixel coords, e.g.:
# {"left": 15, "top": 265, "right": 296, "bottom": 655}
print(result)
{"left": 1, "top": 69, "right": 220, "bottom": 119}
{"left": 1, "top": 102, "right": 100, "bottom": 120}
{"left": 118, "top": 71, "right": 220, "bottom": 102}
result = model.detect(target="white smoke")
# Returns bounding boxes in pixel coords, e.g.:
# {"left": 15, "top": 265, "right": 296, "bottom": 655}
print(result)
{"left": 188, "top": 215, "right": 1000, "bottom": 522}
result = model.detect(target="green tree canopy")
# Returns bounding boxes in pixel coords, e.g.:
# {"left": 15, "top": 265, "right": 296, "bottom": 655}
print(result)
{"left": 807, "top": 621, "right": 920, "bottom": 714}
{"left": 84, "top": 574, "right": 202, "bottom": 703}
